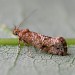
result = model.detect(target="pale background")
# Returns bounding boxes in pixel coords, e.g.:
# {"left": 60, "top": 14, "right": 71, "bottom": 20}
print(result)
{"left": 0, "top": 0, "right": 75, "bottom": 38}
{"left": 0, "top": 1, "right": 75, "bottom": 75}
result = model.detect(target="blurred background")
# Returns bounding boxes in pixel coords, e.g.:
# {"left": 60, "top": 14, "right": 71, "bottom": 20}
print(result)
{"left": 0, "top": 0, "right": 75, "bottom": 38}
{"left": 0, "top": 1, "right": 75, "bottom": 75}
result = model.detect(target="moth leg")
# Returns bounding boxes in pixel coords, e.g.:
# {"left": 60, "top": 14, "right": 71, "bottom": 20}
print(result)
{"left": 18, "top": 37, "right": 21, "bottom": 49}
{"left": 26, "top": 45, "right": 34, "bottom": 58}
{"left": 23, "top": 40, "right": 34, "bottom": 58}
{"left": 23, "top": 41, "right": 31, "bottom": 55}
{"left": 27, "top": 47, "right": 33, "bottom": 58}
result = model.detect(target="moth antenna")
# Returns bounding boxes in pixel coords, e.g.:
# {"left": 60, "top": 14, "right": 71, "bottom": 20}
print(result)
{"left": 13, "top": 25, "right": 17, "bottom": 29}
{"left": 18, "top": 9, "right": 37, "bottom": 28}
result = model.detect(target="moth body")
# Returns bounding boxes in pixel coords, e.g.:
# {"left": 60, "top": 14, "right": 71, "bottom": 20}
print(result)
{"left": 13, "top": 27, "right": 67, "bottom": 56}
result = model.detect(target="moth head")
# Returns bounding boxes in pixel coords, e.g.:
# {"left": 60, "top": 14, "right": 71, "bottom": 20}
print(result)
{"left": 12, "top": 9, "right": 37, "bottom": 36}
{"left": 13, "top": 26, "right": 20, "bottom": 36}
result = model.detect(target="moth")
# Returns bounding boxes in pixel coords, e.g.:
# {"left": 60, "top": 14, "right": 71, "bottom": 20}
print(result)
{"left": 13, "top": 10, "right": 67, "bottom": 56}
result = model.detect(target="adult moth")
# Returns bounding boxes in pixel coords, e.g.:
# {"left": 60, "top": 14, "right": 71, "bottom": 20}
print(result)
{"left": 13, "top": 27, "right": 67, "bottom": 56}
{"left": 13, "top": 10, "right": 67, "bottom": 56}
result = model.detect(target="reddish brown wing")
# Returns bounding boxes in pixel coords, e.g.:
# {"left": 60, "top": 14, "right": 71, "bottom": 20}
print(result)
{"left": 58, "top": 37, "right": 67, "bottom": 55}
